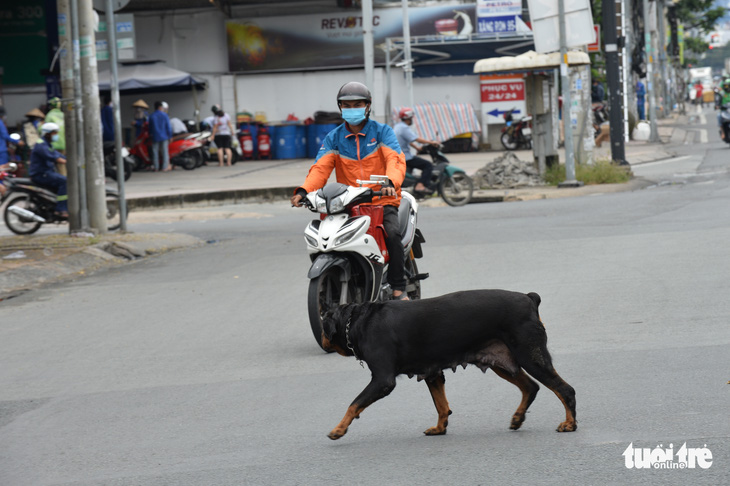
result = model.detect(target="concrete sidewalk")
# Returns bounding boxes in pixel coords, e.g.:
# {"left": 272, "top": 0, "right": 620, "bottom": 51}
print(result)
{"left": 122, "top": 113, "right": 685, "bottom": 211}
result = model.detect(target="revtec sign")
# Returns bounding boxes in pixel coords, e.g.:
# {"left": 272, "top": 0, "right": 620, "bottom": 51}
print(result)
{"left": 226, "top": 4, "right": 476, "bottom": 72}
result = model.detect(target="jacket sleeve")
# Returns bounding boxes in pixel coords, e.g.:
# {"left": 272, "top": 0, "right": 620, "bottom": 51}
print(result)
{"left": 298, "top": 135, "right": 337, "bottom": 193}
{"left": 380, "top": 125, "right": 406, "bottom": 191}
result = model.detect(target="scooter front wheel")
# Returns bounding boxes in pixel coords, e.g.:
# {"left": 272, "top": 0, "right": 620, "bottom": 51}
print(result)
{"left": 307, "top": 267, "right": 342, "bottom": 353}
{"left": 439, "top": 172, "right": 474, "bottom": 207}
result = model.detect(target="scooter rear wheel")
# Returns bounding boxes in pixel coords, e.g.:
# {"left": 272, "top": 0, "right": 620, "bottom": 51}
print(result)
{"left": 3, "top": 194, "right": 43, "bottom": 235}
{"left": 500, "top": 132, "right": 519, "bottom": 150}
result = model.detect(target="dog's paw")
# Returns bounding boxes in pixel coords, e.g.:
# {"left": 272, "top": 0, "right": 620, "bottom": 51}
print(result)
{"left": 556, "top": 421, "right": 577, "bottom": 432}
{"left": 328, "top": 427, "right": 348, "bottom": 440}
{"left": 423, "top": 426, "right": 447, "bottom": 436}
{"left": 510, "top": 413, "right": 526, "bottom": 430}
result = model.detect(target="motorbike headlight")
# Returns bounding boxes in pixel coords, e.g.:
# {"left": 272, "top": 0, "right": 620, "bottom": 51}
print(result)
{"left": 316, "top": 198, "right": 327, "bottom": 213}
{"left": 334, "top": 217, "right": 368, "bottom": 247}
{"left": 304, "top": 233, "right": 318, "bottom": 248}
{"left": 328, "top": 194, "right": 346, "bottom": 214}
{"left": 121, "top": 147, "right": 130, "bottom": 157}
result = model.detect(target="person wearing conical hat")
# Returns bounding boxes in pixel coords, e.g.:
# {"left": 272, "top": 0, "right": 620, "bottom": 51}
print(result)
{"left": 22, "top": 107, "right": 45, "bottom": 153}
{"left": 132, "top": 99, "right": 149, "bottom": 138}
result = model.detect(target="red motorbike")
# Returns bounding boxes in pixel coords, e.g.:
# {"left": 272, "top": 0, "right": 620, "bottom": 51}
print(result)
{"left": 500, "top": 108, "right": 532, "bottom": 150}
{"left": 129, "top": 123, "right": 203, "bottom": 171}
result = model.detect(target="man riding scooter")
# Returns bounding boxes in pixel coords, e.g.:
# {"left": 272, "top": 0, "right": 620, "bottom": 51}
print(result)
{"left": 290, "top": 81, "right": 411, "bottom": 300}
{"left": 393, "top": 107, "right": 440, "bottom": 195}
{"left": 29, "top": 122, "right": 68, "bottom": 218}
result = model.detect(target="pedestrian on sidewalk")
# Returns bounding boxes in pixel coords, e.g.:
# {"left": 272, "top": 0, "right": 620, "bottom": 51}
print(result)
{"left": 209, "top": 104, "right": 235, "bottom": 167}
{"left": 131, "top": 99, "right": 149, "bottom": 139}
{"left": 149, "top": 101, "right": 172, "bottom": 172}
{"left": 636, "top": 80, "right": 646, "bottom": 120}
{"left": 101, "top": 95, "right": 115, "bottom": 143}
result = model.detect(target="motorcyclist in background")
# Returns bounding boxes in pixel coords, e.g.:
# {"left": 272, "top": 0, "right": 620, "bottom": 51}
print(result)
{"left": 29, "top": 122, "right": 68, "bottom": 218}
{"left": 393, "top": 107, "right": 439, "bottom": 194}
{"left": 289, "top": 81, "right": 410, "bottom": 300}
{"left": 717, "top": 78, "right": 730, "bottom": 140}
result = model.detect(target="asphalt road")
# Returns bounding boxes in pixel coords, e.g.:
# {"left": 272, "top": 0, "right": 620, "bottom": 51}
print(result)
{"left": 1, "top": 110, "right": 729, "bottom": 485}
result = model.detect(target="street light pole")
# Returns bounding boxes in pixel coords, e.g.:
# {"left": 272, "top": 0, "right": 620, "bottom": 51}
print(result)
{"left": 643, "top": 0, "right": 660, "bottom": 142}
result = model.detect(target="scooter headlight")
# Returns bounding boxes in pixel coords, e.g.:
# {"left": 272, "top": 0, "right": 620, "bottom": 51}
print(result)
{"left": 328, "top": 194, "right": 346, "bottom": 213}
{"left": 304, "top": 233, "right": 318, "bottom": 247}
{"left": 334, "top": 217, "right": 368, "bottom": 247}
{"left": 121, "top": 147, "right": 130, "bottom": 157}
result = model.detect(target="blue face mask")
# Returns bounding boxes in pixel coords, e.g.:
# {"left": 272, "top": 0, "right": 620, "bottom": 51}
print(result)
{"left": 341, "top": 107, "right": 367, "bottom": 126}
{"left": 51, "top": 134, "right": 59, "bottom": 142}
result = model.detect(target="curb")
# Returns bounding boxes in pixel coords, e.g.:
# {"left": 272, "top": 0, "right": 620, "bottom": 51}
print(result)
{"left": 0, "top": 233, "right": 203, "bottom": 297}
{"left": 127, "top": 186, "right": 298, "bottom": 211}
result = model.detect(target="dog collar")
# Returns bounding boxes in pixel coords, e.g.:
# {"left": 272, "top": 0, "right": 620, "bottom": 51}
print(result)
{"left": 345, "top": 318, "right": 364, "bottom": 368}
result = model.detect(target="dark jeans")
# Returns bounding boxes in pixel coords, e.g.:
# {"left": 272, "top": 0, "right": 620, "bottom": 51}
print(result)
{"left": 32, "top": 171, "right": 67, "bottom": 212}
{"left": 383, "top": 205, "right": 406, "bottom": 291}
{"left": 406, "top": 156, "right": 433, "bottom": 188}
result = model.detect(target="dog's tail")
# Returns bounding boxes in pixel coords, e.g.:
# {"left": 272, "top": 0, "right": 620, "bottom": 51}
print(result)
{"left": 527, "top": 292, "right": 541, "bottom": 307}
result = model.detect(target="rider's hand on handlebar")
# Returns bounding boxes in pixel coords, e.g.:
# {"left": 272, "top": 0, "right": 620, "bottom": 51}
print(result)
{"left": 381, "top": 186, "right": 397, "bottom": 197}
{"left": 290, "top": 194, "right": 303, "bottom": 207}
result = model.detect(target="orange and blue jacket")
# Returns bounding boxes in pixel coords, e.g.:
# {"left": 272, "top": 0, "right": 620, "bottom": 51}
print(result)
{"left": 296, "top": 119, "right": 406, "bottom": 207}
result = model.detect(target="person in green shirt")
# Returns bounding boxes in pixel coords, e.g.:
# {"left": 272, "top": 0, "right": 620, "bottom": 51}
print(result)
{"left": 44, "top": 97, "right": 65, "bottom": 153}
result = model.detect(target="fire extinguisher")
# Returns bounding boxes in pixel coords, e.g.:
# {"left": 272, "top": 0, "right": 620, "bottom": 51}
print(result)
{"left": 239, "top": 130, "right": 254, "bottom": 160}
{"left": 257, "top": 125, "right": 272, "bottom": 160}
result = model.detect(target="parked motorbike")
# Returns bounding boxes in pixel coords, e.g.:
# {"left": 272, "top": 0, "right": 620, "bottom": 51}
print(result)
{"left": 1, "top": 164, "right": 124, "bottom": 235}
{"left": 102, "top": 141, "right": 135, "bottom": 181}
{"left": 719, "top": 105, "right": 730, "bottom": 145}
{"left": 402, "top": 144, "right": 474, "bottom": 207}
{"left": 300, "top": 176, "right": 428, "bottom": 351}
{"left": 592, "top": 103, "right": 609, "bottom": 139}
{"left": 500, "top": 108, "right": 532, "bottom": 150}
{"left": 129, "top": 123, "right": 203, "bottom": 171}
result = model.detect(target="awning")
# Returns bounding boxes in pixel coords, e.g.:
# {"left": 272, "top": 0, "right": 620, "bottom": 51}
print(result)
{"left": 474, "top": 50, "right": 591, "bottom": 74}
{"left": 391, "top": 102, "right": 481, "bottom": 142}
{"left": 386, "top": 34, "right": 535, "bottom": 78}
{"left": 97, "top": 61, "right": 206, "bottom": 93}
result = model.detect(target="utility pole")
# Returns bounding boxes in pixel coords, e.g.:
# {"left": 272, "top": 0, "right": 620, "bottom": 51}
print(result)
{"left": 70, "top": 0, "right": 90, "bottom": 230}
{"left": 57, "top": 0, "right": 81, "bottom": 231}
{"left": 643, "top": 0, "right": 660, "bottom": 142}
{"left": 558, "top": 0, "right": 582, "bottom": 187}
{"left": 362, "top": 0, "right": 374, "bottom": 93}
{"left": 78, "top": 0, "right": 107, "bottom": 234}
{"left": 105, "top": 0, "right": 127, "bottom": 231}
{"left": 657, "top": 0, "right": 671, "bottom": 115}
{"left": 604, "top": 0, "right": 628, "bottom": 164}
{"left": 402, "top": 0, "right": 414, "bottom": 109}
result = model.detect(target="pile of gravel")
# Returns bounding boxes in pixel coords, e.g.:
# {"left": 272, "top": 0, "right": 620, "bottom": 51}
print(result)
{"left": 473, "top": 152, "right": 545, "bottom": 189}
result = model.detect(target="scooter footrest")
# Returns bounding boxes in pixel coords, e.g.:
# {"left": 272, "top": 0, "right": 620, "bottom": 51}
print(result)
{"left": 414, "top": 272, "right": 429, "bottom": 281}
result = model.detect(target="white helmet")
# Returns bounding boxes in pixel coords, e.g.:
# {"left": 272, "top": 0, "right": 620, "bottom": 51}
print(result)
{"left": 41, "top": 122, "right": 60, "bottom": 135}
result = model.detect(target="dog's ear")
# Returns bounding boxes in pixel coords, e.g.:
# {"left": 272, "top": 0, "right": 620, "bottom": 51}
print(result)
{"left": 321, "top": 307, "right": 340, "bottom": 341}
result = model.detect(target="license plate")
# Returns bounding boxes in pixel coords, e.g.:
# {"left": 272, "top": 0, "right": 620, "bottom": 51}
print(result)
{"left": 522, "top": 127, "right": 532, "bottom": 135}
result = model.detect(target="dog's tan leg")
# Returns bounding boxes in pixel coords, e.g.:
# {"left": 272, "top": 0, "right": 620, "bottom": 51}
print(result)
{"left": 328, "top": 404, "right": 365, "bottom": 440}
{"left": 424, "top": 372, "right": 451, "bottom": 436}
{"left": 550, "top": 384, "right": 578, "bottom": 432}
{"left": 492, "top": 368, "right": 539, "bottom": 430}
{"left": 328, "top": 375, "right": 397, "bottom": 440}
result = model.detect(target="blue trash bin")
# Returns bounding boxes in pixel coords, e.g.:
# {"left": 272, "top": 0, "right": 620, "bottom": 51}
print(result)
{"left": 274, "top": 124, "right": 302, "bottom": 160}
{"left": 307, "top": 123, "right": 337, "bottom": 159}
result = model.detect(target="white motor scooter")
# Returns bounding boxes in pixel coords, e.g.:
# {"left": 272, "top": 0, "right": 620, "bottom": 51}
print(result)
{"left": 300, "top": 176, "right": 427, "bottom": 351}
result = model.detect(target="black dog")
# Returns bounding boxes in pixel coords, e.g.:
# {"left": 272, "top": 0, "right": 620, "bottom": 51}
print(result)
{"left": 321, "top": 289, "right": 577, "bottom": 440}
